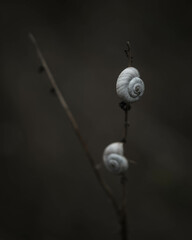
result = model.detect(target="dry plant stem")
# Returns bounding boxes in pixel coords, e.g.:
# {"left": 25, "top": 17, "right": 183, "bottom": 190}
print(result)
{"left": 120, "top": 174, "right": 128, "bottom": 240}
{"left": 127, "top": 41, "right": 132, "bottom": 67}
{"left": 123, "top": 107, "right": 129, "bottom": 143}
{"left": 120, "top": 106, "right": 130, "bottom": 240}
{"left": 125, "top": 41, "right": 132, "bottom": 67}
{"left": 120, "top": 40, "right": 133, "bottom": 240}
{"left": 29, "top": 33, "right": 119, "bottom": 215}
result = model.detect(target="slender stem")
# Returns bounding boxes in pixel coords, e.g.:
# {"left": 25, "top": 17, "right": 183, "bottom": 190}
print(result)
{"left": 119, "top": 40, "right": 133, "bottom": 240}
{"left": 125, "top": 41, "right": 132, "bottom": 67}
{"left": 119, "top": 105, "right": 130, "bottom": 240}
{"left": 29, "top": 33, "right": 119, "bottom": 215}
{"left": 120, "top": 174, "right": 128, "bottom": 240}
{"left": 123, "top": 107, "right": 128, "bottom": 144}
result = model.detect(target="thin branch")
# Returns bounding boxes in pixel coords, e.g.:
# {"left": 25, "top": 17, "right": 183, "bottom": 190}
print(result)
{"left": 120, "top": 174, "right": 128, "bottom": 240}
{"left": 119, "top": 105, "right": 130, "bottom": 240}
{"left": 125, "top": 41, "right": 132, "bottom": 67}
{"left": 119, "top": 41, "right": 134, "bottom": 240}
{"left": 29, "top": 33, "right": 119, "bottom": 215}
{"left": 122, "top": 103, "right": 130, "bottom": 144}
{"left": 118, "top": 103, "right": 136, "bottom": 165}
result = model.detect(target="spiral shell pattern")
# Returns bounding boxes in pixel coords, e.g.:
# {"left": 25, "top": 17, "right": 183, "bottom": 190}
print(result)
{"left": 103, "top": 142, "right": 128, "bottom": 174}
{"left": 116, "top": 67, "right": 145, "bottom": 103}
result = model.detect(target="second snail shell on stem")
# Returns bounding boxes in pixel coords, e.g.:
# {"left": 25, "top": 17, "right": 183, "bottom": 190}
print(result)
{"left": 116, "top": 67, "right": 145, "bottom": 103}
{"left": 103, "top": 142, "right": 128, "bottom": 174}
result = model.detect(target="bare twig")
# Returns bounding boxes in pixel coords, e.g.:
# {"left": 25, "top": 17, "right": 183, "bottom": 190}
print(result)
{"left": 118, "top": 41, "right": 134, "bottom": 240}
{"left": 121, "top": 103, "right": 130, "bottom": 144}
{"left": 124, "top": 41, "right": 132, "bottom": 67}
{"left": 120, "top": 174, "right": 128, "bottom": 240}
{"left": 29, "top": 33, "right": 119, "bottom": 215}
{"left": 119, "top": 105, "right": 130, "bottom": 240}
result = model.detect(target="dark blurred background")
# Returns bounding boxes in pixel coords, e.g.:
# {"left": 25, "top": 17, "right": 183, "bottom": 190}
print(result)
{"left": 1, "top": 0, "right": 192, "bottom": 239}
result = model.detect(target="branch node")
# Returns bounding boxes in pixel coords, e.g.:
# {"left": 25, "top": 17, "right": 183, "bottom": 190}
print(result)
{"left": 119, "top": 101, "right": 131, "bottom": 112}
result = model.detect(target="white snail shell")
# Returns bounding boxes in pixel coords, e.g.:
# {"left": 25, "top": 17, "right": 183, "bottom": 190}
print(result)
{"left": 103, "top": 142, "right": 128, "bottom": 174}
{"left": 116, "top": 67, "right": 145, "bottom": 103}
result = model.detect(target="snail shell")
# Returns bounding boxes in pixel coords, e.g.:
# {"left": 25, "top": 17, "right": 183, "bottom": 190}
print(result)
{"left": 116, "top": 67, "right": 145, "bottom": 103}
{"left": 103, "top": 142, "right": 128, "bottom": 174}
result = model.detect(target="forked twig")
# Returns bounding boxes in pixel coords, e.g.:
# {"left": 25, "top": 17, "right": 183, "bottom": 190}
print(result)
{"left": 29, "top": 33, "right": 119, "bottom": 215}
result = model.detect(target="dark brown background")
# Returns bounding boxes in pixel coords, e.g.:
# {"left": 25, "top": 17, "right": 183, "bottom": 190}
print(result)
{"left": 1, "top": 0, "right": 192, "bottom": 239}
